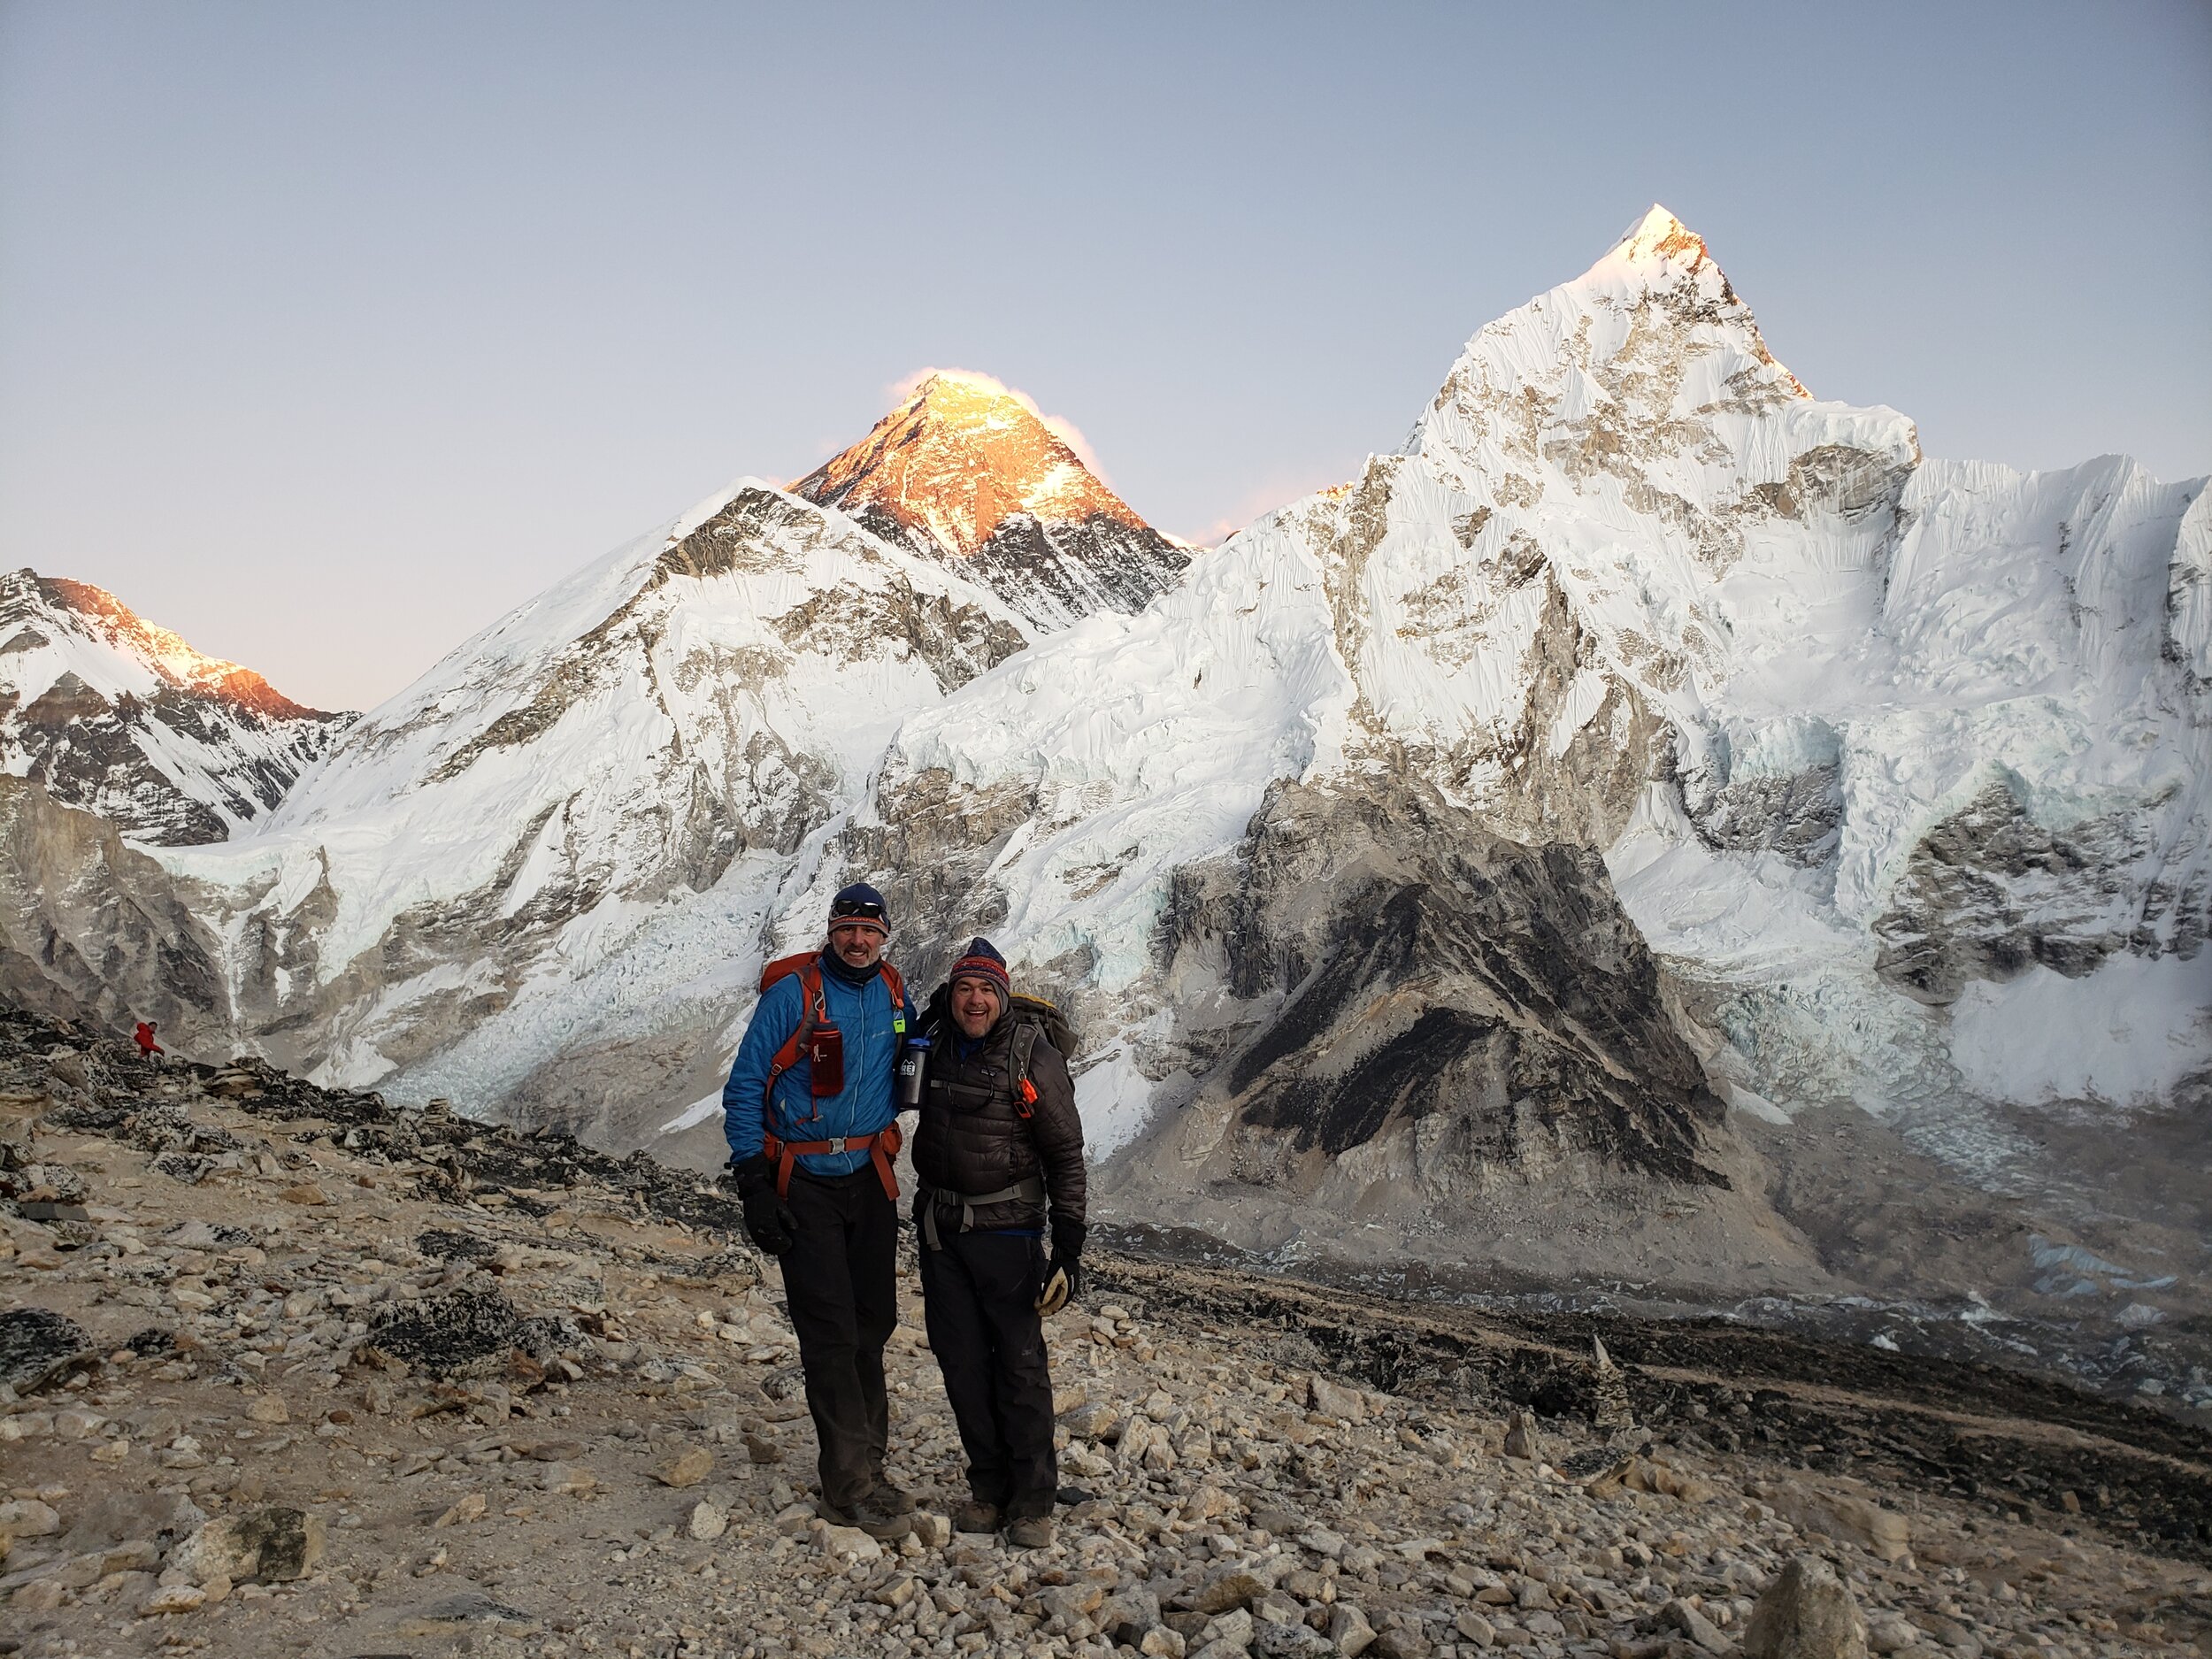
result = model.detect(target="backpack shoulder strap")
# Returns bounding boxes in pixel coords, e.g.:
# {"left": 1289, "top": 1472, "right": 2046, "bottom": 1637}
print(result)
{"left": 1008, "top": 1020, "right": 1040, "bottom": 1118}
{"left": 879, "top": 961, "right": 907, "bottom": 1029}
{"left": 764, "top": 960, "right": 826, "bottom": 1111}
{"left": 759, "top": 950, "right": 814, "bottom": 995}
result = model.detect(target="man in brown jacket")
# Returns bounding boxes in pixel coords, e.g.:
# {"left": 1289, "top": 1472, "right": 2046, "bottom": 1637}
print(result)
{"left": 910, "top": 937, "right": 1086, "bottom": 1548}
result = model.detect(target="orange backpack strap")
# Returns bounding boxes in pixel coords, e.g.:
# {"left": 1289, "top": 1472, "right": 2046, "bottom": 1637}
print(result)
{"left": 871, "top": 1121, "right": 902, "bottom": 1202}
{"left": 762, "top": 957, "right": 826, "bottom": 1125}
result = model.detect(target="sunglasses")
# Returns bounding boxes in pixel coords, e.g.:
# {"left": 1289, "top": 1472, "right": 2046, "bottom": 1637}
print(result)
{"left": 830, "top": 899, "right": 888, "bottom": 926}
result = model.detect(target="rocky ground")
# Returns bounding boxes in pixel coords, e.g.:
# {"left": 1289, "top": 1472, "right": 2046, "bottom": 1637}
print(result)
{"left": 4, "top": 1006, "right": 2209, "bottom": 1659}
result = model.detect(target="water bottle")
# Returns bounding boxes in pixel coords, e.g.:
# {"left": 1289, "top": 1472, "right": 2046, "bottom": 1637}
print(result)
{"left": 895, "top": 1035, "right": 932, "bottom": 1110}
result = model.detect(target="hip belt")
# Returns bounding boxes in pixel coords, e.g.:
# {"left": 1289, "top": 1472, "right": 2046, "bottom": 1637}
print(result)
{"left": 920, "top": 1175, "right": 1046, "bottom": 1251}
{"left": 762, "top": 1124, "right": 902, "bottom": 1202}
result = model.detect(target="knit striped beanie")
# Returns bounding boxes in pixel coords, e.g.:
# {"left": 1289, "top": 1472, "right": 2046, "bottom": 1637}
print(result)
{"left": 948, "top": 937, "right": 1010, "bottom": 998}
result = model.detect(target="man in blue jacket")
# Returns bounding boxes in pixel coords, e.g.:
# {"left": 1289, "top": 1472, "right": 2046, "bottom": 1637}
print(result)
{"left": 724, "top": 883, "right": 916, "bottom": 1539}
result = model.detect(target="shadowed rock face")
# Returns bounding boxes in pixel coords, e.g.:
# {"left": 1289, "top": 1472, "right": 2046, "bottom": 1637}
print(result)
{"left": 0, "top": 777, "right": 227, "bottom": 1051}
{"left": 1156, "top": 780, "right": 1726, "bottom": 1192}
{"left": 1870, "top": 778, "right": 2175, "bottom": 1005}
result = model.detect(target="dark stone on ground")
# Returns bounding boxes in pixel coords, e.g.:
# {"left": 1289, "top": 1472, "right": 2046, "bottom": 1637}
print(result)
{"left": 0, "top": 1305, "right": 92, "bottom": 1391}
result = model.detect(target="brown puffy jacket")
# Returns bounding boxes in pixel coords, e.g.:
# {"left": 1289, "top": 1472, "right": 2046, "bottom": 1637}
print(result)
{"left": 910, "top": 985, "right": 1086, "bottom": 1240}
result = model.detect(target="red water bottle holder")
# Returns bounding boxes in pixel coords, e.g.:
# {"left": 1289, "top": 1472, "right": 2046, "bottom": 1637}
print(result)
{"left": 807, "top": 1025, "right": 845, "bottom": 1097}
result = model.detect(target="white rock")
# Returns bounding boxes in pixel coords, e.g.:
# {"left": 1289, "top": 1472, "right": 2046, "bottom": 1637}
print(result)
{"left": 687, "top": 1499, "right": 728, "bottom": 1541}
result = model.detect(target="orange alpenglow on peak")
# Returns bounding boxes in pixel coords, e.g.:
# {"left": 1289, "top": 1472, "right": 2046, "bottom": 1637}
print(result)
{"left": 795, "top": 372, "right": 1149, "bottom": 559}
{"left": 37, "top": 576, "right": 326, "bottom": 719}
{"left": 793, "top": 371, "right": 1188, "bottom": 632}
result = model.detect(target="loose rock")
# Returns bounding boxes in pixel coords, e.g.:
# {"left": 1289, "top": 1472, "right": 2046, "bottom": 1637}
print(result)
{"left": 1743, "top": 1555, "right": 1871, "bottom": 1659}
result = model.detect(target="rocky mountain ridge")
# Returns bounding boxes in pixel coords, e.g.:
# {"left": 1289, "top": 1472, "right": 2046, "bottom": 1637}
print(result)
{"left": 0, "top": 570, "right": 351, "bottom": 845}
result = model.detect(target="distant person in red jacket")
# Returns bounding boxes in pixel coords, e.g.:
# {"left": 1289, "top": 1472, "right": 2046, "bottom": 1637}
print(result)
{"left": 134, "top": 1020, "right": 164, "bottom": 1061}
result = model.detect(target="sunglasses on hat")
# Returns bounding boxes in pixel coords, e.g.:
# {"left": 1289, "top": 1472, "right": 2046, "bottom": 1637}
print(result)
{"left": 829, "top": 895, "right": 888, "bottom": 926}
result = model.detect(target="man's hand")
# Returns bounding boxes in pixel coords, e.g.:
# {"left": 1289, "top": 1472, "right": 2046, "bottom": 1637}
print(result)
{"left": 1035, "top": 1218, "right": 1085, "bottom": 1315}
{"left": 727, "top": 1155, "right": 797, "bottom": 1256}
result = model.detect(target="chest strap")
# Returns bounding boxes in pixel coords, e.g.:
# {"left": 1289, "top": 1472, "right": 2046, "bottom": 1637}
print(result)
{"left": 762, "top": 1122, "right": 902, "bottom": 1202}
{"left": 920, "top": 1175, "right": 1047, "bottom": 1251}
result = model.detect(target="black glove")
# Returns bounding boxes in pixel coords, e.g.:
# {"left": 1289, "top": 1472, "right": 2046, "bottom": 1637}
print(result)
{"left": 728, "top": 1154, "right": 796, "bottom": 1256}
{"left": 1036, "top": 1219, "right": 1085, "bottom": 1315}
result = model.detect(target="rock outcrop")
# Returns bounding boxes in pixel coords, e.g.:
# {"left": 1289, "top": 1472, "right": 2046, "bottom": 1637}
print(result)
{"left": 0, "top": 777, "right": 227, "bottom": 1052}
{"left": 1150, "top": 780, "right": 1724, "bottom": 1190}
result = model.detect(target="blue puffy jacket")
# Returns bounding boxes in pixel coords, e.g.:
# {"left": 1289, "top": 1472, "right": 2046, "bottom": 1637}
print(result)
{"left": 722, "top": 956, "right": 914, "bottom": 1179}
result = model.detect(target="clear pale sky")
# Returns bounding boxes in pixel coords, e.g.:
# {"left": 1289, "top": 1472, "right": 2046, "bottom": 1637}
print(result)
{"left": 4, "top": 2, "right": 2208, "bottom": 713}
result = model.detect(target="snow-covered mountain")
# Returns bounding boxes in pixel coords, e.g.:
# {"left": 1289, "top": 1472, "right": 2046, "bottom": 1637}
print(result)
{"left": 24, "top": 205, "right": 2197, "bottom": 1327}
{"left": 0, "top": 569, "right": 352, "bottom": 844}
{"left": 793, "top": 372, "right": 1189, "bottom": 630}
{"left": 826, "top": 210, "right": 2206, "bottom": 1141}
{"left": 781, "top": 207, "right": 2211, "bottom": 1296}
{"left": 158, "top": 481, "right": 1031, "bottom": 1127}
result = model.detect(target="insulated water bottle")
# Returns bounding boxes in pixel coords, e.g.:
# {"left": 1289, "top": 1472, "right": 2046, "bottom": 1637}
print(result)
{"left": 895, "top": 1036, "right": 931, "bottom": 1110}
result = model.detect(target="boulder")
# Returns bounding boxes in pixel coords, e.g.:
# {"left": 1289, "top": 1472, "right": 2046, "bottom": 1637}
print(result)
{"left": 811, "top": 1521, "right": 881, "bottom": 1562}
{"left": 1191, "top": 1566, "right": 1268, "bottom": 1614}
{"left": 910, "top": 1510, "right": 951, "bottom": 1548}
{"left": 1742, "top": 1555, "right": 1870, "bottom": 1659}
{"left": 1326, "top": 1603, "right": 1378, "bottom": 1656}
{"left": 167, "top": 1508, "right": 324, "bottom": 1585}
{"left": 1767, "top": 1485, "right": 1911, "bottom": 1563}
{"left": 1502, "top": 1409, "right": 1544, "bottom": 1462}
{"left": 1309, "top": 1374, "right": 1368, "bottom": 1421}
{"left": 687, "top": 1500, "right": 727, "bottom": 1541}
{"left": 0, "top": 1499, "right": 62, "bottom": 1540}
{"left": 652, "top": 1445, "right": 713, "bottom": 1488}
{"left": 362, "top": 1286, "right": 521, "bottom": 1379}
{"left": 1101, "top": 1586, "right": 1165, "bottom": 1646}
{"left": 0, "top": 1306, "right": 91, "bottom": 1392}
{"left": 1666, "top": 1597, "right": 1732, "bottom": 1654}
{"left": 1060, "top": 1402, "right": 1122, "bottom": 1440}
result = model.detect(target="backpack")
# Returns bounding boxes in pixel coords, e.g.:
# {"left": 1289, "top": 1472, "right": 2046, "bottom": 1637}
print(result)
{"left": 1002, "top": 994, "right": 1076, "bottom": 1118}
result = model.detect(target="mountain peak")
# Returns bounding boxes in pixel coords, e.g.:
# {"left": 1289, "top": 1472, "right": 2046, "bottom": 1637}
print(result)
{"left": 795, "top": 370, "right": 1145, "bottom": 560}
{"left": 792, "top": 371, "right": 1188, "bottom": 630}
{"left": 29, "top": 573, "right": 326, "bottom": 719}
{"left": 0, "top": 567, "right": 350, "bottom": 844}
{"left": 1609, "top": 204, "right": 1709, "bottom": 271}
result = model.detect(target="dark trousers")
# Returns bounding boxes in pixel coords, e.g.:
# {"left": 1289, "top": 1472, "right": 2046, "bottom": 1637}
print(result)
{"left": 918, "top": 1227, "right": 1056, "bottom": 1517}
{"left": 779, "top": 1167, "right": 897, "bottom": 1511}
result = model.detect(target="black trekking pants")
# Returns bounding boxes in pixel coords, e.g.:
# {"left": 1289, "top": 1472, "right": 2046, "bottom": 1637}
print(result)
{"left": 918, "top": 1226, "right": 1056, "bottom": 1517}
{"left": 778, "top": 1167, "right": 898, "bottom": 1511}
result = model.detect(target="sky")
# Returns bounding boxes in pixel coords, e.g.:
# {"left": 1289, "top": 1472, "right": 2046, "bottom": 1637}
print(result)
{"left": 4, "top": 2, "right": 2208, "bottom": 713}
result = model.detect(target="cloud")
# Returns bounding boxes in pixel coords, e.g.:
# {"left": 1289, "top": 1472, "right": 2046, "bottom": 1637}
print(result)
{"left": 887, "top": 366, "right": 1115, "bottom": 488}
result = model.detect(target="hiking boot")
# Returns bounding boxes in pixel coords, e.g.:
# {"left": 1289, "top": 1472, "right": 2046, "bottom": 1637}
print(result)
{"left": 867, "top": 1477, "right": 916, "bottom": 1516}
{"left": 1005, "top": 1512, "right": 1056, "bottom": 1548}
{"left": 951, "top": 1500, "right": 1002, "bottom": 1535}
{"left": 817, "top": 1497, "right": 912, "bottom": 1541}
